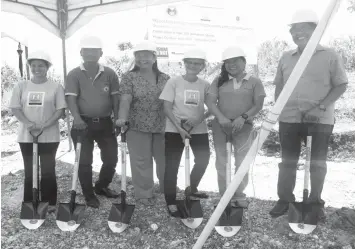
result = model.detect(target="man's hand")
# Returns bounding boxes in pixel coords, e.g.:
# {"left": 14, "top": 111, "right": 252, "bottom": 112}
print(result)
{"left": 303, "top": 107, "right": 323, "bottom": 123}
{"left": 217, "top": 116, "right": 232, "bottom": 128}
{"left": 231, "top": 116, "right": 245, "bottom": 133}
{"left": 73, "top": 117, "right": 88, "bottom": 130}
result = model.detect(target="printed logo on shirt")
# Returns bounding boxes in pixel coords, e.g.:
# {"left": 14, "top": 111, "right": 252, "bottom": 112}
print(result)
{"left": 103, "top": 86, "right": 109, "bottom": 92}
{"left": 184, "top": 90, "right": 200, "bottom": 106}
{"left": 27, "top": 92, "right": 45, "bottom": 107}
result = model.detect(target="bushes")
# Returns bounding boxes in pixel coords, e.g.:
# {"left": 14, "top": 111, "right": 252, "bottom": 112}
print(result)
{"left": 329, "top": 36, "right": 355, "bottom": 71}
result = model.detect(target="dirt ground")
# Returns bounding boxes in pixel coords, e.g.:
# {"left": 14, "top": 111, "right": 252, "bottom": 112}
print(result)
{"left": 1, "top": 130, "right": 354, "bottom": 249}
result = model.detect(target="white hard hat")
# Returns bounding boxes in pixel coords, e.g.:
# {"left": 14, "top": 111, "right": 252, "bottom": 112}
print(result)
{"left": 183, "top": 48, "right": 206, "bottom": 60}
{"left": 80, "top": 35, "right": 103, "bottom": 49}
{"left": 221, "top": 46, "right": 246, "bottom": 61}
{"left": 27, "top": 50, "right": 52, "bottom": 67}
{"left": 289, "top": 9, "right": 319, "bottom": 25}
{"left": 133, "top": 41, "right": 157, "bottom": 53}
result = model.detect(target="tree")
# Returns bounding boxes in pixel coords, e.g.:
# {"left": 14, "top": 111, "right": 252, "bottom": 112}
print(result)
{"left": 1, "top": 64, "right": 20, "bottom": 98}
{"left": 348, "top": 0, "right": 355, "bottom": 12}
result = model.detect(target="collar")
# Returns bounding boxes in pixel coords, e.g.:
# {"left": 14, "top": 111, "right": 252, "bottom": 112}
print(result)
{"left": 291, "top": 45, "right": 325, "bottom": 56}
{"left": 228, "top": 72, "right": 252, "bottom": 81}
{"left": 80, "top": 63, "right": 104, "bottom": 72}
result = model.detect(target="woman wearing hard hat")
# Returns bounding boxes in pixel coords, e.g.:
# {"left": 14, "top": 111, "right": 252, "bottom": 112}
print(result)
{"left": 270, "top": 9, "right": 348, "bottom": 218}
{"left": 206, "top": 46, "right": 266, "bottom": 208}
{"left": 159, "top": 48, "right": 210, "bottom": 216}
{"left": 116, "top": 41, "right": 170, "bottom": 206}
{"left": 9, "top": 50, "right": 67, "bottom": 213}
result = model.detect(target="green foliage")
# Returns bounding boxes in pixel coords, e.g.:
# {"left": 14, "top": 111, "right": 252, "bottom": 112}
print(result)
{"left": 104, "top": 53, "right": 131, "bottom": 78}
{"left": 257, "top": 38, "right": 291, "bottom": 77}
{"left": 329, "top": 36, "right": 355, "bottom": 71}
{"left": 348, "top": 0, "right": 355, "bottom": 12}
{"left": 1, "top": 63, "right": 19, "bottom": 98}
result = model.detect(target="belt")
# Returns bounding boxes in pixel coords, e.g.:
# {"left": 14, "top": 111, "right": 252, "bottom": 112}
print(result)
{"left": 81, "top": 116, "right": 111, "bottom": 123}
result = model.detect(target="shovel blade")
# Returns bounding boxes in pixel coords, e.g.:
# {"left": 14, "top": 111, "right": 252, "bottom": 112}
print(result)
{"left": 176, "top": 199, "right": 203, "bottom": 229}
{"left": 108, "top": 203, "right": 135, "bottom": 233}
{"left": 215, "top": 205, "right": 243, "bottom": 237}
{"left": 20, "top": 201, "right": 48, "bottom": 229}
{"left": 56, "top": 203, "right": 86, "bottom": 232}
{"left": 288, "top": 202, "right": 322, "bottom": 234}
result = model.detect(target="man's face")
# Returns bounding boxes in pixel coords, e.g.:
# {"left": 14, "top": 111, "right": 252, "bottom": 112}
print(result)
{"left": 289, "top": 22, "right": 316, "bottom": 49}
{"left": 80, "top": 48, "right": 102, "bottom": 62}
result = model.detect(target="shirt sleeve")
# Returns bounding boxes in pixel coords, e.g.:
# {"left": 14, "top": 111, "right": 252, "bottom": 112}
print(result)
{"left": 159, "top": 78, "right": 175, "bottom": 103}
{"left": 9, "top": 81, "right": 23, "bottom": 109}
{"left": 207, "top": 77, "right": 219, "bottom": 96}
{"left": 110, "top": 70, "right": 120, "bottom": 95}
{"left": 55, "top": 84, "right": 68, "bottom": 110}
{"left": 273, "top": 54, "right": 284, "bottom": 86}
{"left": 118, "top": 73, "right": 133, "bottom": 95}
{"left": 65, "top": 70, "right": 79, "bottom": 96}
{"left": 253, "top": 78, "right": 266, "bottom": 103}
{"left": 330, "top": 52, "right": 348, "bottom": 86}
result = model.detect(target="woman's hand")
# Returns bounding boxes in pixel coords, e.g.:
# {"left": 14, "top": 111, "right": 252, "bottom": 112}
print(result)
{"left": 231, "top": 116, "right": 245, "bottom": 133}
{"left": 178, "top": 127, "right": 191, "bottom": 142}
{"left": 115, "top": 118, "right": 128, "bottom": 127}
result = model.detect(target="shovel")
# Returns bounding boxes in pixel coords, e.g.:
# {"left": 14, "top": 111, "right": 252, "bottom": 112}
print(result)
{"left": 56, "top": 129, "right": 86, "bottom": 231}
{"left": 108, "top": 122, "right": 135, "bottom": 233}
{"left": 20, "top": 130, "right": 49, "bottom": 229}
{"left": 176, "top": 120, "right": 203, "bottom": 229}
{"left": 215, "top": 126, "right": 243, "bottom": 237}
{"left": 288, "top": 135, "right": 322, "bottom": 234}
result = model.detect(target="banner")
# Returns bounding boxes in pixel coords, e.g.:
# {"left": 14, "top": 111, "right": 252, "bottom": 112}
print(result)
{"left": 148, "top": 3, "right": 258, "bottom": 64}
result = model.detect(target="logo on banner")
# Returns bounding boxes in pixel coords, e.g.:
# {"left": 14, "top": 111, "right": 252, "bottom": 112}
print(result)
{"left": 184, "top": 90, "right": 200, "bottom": 106}
{"left": 27, "top": 92, "right": 45, "bottom": 106}
{"left": 167, "top": 6, "right": 177, "bottom": 16}
{"left": 156, "top": 47, "right": 169, "bottom": 58}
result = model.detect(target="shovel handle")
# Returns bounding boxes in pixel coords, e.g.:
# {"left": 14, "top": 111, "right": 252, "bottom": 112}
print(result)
{"left": 31, "top": 130, "right": 42, "bottom": 190}
{"left": 226, "top": 141, "right": 232, "bottom": 187}
{"left": 71, "top": 136, "right": 82, "bottom": 191}
{"left": 119, "top": 122, "right": 129, "bottom": 192}
{"left": 303, "top": 136, "right": 312, "bottom": 202}
{"left": 181, "top": 120, "right": 192, "bottom": 189}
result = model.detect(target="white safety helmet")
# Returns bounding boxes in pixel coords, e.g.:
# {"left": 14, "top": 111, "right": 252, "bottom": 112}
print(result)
{"left": 289, "top": 9, "right": 319, "bottom": 25}
{"left": 183, "top": 48, "right": 206, "bottom": 60}
{"left": 79, "top": 35, "right": 103, "bottom": 49}
{"left": 133, "top": 41, "right": 157, "bottom": 54}
{"left": 221, "top": 46, "right": 246, "bottom": 61}
{"left": 27, "top": 50, "right": 52, "bottom": 67}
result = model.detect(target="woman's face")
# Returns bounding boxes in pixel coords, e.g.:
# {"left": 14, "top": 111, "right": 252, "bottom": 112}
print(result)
{"left": 30, "top": 60, "right": 48, "bottom": 77}
{"left": 224, "top": 57, "right": 246, "bottom": 76}
{"left": 184, "top": 58, "right": 205, "bottom": 75}
{"left": 134, "top": 51, "right": 156, "bottom": 69}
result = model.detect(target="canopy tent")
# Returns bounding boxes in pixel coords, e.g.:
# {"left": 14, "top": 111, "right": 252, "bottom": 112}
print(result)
{"left": 1, "top": 0, "right": 188, "bottom": 150}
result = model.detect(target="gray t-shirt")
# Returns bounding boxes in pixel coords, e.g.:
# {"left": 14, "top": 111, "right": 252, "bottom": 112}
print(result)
{"left": 9, "top": 80, "right": 67, "bottom": 143}
{"left": 159, "top": 76, "right": 209, "bottom": 134}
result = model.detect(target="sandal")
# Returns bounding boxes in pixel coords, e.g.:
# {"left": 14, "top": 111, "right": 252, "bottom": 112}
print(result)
{"left": 190, "top": 191, "right": 209, "bottom": 199}
{"left": 167, "top": 205, "right": 181, "bottom": 218}
{"left": 138, "top": 198, "right": 155, "bottom": 206}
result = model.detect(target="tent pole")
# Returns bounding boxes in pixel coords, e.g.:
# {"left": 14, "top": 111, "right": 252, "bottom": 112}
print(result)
{"left": 25, "top": 46, "right": 30, "bottom": 80}
{"left": 62, "top": 37, "right": 72, "bottom": 152}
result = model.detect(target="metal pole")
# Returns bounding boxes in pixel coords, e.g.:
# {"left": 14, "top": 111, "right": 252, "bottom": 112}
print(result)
{"left": 17, "top": 42, "right": 23, "bottom": 78}
{"left": 25, "top": 46, "right": 30, "bottom": 80}
{"left": 193, "top": 1, "right": 342, "bottom": 248}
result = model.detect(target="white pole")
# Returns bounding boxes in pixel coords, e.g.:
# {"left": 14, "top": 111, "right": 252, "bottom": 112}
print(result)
{"left": 193, "top": 0, "right": 342, "bottom": 248}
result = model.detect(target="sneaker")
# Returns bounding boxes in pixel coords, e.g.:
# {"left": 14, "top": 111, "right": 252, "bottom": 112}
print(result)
{"left": 94, "top": 187, "right": 119, "bottom": 198}
{"left": 85, "top": 195, "right": 100, "bottom": 209}
{"left": 232, "top": 199, "right": 249, "bottom": 208}
{"left": 269, "top": 200, "right": 289, "bottom": 217}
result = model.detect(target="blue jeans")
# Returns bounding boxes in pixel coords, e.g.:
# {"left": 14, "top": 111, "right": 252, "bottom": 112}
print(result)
{"left": 277, "top": 122, "right": 334, "bottom": 204}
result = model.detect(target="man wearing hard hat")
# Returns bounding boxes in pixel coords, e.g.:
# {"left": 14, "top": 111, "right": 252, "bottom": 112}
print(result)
{"left": 65, "top": 35, "right": 120, "bottom": 208}
{"left": 270, "top": 9, "right": 348, "bottom": 218}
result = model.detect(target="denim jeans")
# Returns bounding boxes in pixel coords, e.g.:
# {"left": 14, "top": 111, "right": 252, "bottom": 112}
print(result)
{"left": 164, "top": 132, "right": 210, "bottom": 205}
{"left": 71, "top": 117, "right": 118, "bottom": 199}
{"left": 278, "top": 122, "right": 334, "bottom": 204}
{"left": 19, "top": 142, "right": 59, "bottom": 205}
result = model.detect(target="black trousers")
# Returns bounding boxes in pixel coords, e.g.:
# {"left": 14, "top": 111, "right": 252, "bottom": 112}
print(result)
{"left": 19, "top": 142, "right": 59, "bottom": 205}
{"left": 164, "top": 132, "right": 210, "bottom": 205}
{"left": 71, "top": 117, "right": 118, "bottom": 199}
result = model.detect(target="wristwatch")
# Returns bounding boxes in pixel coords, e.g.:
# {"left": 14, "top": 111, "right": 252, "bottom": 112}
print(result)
{"left": 241, "top": 113, "right": 249, "bottom": 120}
{"left": 319, "top": 104, "right": 326, "bottom": 111}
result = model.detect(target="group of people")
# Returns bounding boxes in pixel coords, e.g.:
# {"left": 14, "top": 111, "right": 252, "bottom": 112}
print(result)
{"left": 10, "top": 9, "right": 348, "bottom": 220}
